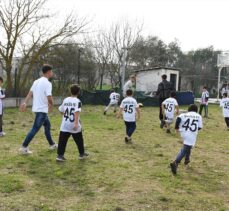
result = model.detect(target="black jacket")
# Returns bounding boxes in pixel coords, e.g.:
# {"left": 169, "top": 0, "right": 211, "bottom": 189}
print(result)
{"left": 156, "top": 80, "right": 174, "bottom": 99}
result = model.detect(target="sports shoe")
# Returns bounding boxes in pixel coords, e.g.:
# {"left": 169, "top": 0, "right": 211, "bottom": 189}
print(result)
{"left": 78, "top": 152, "right": 89, "bottom": 160}
{"left": 125, "top": 137, "right": 129, "bottom": 144}
{"left": 104, "top": 111, "right": 106, "bottom": 115}
{"left": 0, "top": 132, "right": 6, "bottom": 137}
{"left": 114, "top": 110, "right": 117, "bottom": 113}
{"left": 56, "top": 155, "right": 66, "bottom": 162}
{"left": 184, "top": 160, "right": 190, "bottom": 165}
{"left": 170, "top": 162, "right": 177, "bottom": 175}
{"left": 19, "top": 146, "right": 32, "bottom": 155}
{"left": 166, "top": 129, "right": 171, "bottom": 133}
{"left": 49, "top": 144, "right": 58, "bottom": 150}
{"left": 160, "top": 120, "right": 165, "bottom": 129}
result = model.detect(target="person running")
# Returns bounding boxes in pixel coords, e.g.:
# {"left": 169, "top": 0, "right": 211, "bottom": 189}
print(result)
{"left": 104, "top": 88, "right": 120, "bottom": 115}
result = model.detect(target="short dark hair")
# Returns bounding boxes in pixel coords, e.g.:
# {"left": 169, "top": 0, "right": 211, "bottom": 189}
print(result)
{"left": 70, "top": 84, "right": 80, "bottom": 96}
{"left": 162, "top": 74, "right": 167, "bottom": 80}
{"left": 0, "top": 76, "right": 3, "bottom": 83}
{"left": 188, "top": 104, "right": 198, "bottom": 112}
{"left": 126, "top": 89, "right": 133, "bottom": 96}
{"left": 223, "top": 92, "right": 228, "bottom": 97}
{"left": 170, "top": 91, "right": 176, "bottom": 98}
{"left": 203, "top": 86, "right": 207, "bottom": 89}
{"left": 42, "top": 64, "right": 52, "bottom": 74}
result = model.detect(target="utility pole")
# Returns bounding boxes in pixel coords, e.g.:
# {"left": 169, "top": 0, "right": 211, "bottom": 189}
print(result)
{"left": 120, "top": 47, "right": 128, "bottom": 91}
{"left": 77, "top": 48, "right": 83, "bottom": 84}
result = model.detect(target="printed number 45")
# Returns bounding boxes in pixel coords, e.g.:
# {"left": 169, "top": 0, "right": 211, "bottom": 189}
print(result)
{"left": 182, "top": 119, "right": 198, "bottom": 132}
{"left": 124, "top": 105, "right": 134, "bottom": 114}
{"left": 64, "top": 108, "right": 75, "bottom": 122}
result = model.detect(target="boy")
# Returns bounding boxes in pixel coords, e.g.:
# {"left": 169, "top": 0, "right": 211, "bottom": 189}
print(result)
{"left": 220, "top": 92, "right": 229, "bottom": 130}
{"left": 104, "top": 88, "right": 120, "bottom": 115}
{"left": 0, "top": 77, "right": 5, "bottom": 137}
{"left": 19, "top": 64, "right": 57, "bottom": 154}
{"left": 56, "top": 84, "right": 88, "bottom": 161}
{"left": 199, "top": 86, "right": 209, "bottom": 118}
{"left": 161, "top": 91, "right": 179, "bottom": 133}
{"left": 117, "top": 89, "right": 140, "bottom": 144}
{"left": 170, "top": 104, "right": 202, "bottom": 175}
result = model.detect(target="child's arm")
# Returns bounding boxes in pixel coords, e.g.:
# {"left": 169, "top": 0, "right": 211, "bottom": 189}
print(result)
{"left": 117, "top": 108, "right": 123, "bottom": 118}
{"left": 175, "top": 105, "right": 179, "bottom": 115}
{"left": 73, "top": 111, "right": 80, "bottom": 130}
{"left": 136, "top": 107, "right": 140, "bottom": 120}
{"left": 19, "top": 91, "right": 33, "bottom": 112}
{"left": 175, "top": 117, "right": 181, "bottom": 133}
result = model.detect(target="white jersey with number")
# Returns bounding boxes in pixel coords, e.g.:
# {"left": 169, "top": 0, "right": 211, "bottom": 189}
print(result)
{"left": 59, "top": 97, "right": 82, "bottom": 133}
{"left": 120, "top": 96, "right": 139, "bottom": 122}
{"left": 178, "top": 111, "right": 203, "bottom": 146}
{"left": 220, "top": 97, "right": 229, "bottom": 117}
{"left": 201, "top": 91, "right": 209, "bottom": 105}
{"left": 162, "top": 97, "right": 178, "bottom": 121}
{"left": 110, "top": 92, "right": 120, "bottom": 104}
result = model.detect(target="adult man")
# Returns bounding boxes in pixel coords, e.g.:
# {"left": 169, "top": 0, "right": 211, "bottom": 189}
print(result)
{"left": 19, "top": 64, "right": 57, "bottom": 154}
{"left": 123, "top": 75, "right": 136, "bottom": 97}
{"left": 156, "top": 74, "right": 174, "bottom": 126}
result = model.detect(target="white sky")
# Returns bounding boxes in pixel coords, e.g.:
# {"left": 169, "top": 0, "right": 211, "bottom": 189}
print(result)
{"left": 47, "top": 0, "right": 229, "bottom": 51}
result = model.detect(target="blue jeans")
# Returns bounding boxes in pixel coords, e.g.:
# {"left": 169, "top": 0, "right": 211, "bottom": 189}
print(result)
{"left": 22, "top": 112, "right": 55, "bottom": 147}
{"left": 175, "top": 144, "right": 192, "bottom": 164}
{"left": 125, "top": 121, "right": 136, "bottom": 138}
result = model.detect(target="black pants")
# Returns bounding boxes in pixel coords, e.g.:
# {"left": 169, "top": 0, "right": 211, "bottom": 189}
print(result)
{"left": 57, "top": 131, "right": 85, "bottom": 156}
{"left": 225, "top": 117, "right": 229, "bottom": 127}
{"left": 0, "top": 115, "right": 2, "bottom": 132}
{"left": 125, "top": 121, "right": 136, "bottom": 138}
{"left": 159, "top": 98, "right": 166, "bottom": 120}
{"left": 199, "top": 104, "right": 208, "bottom": 117}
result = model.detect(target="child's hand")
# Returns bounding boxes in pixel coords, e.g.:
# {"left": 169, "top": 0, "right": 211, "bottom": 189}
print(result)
{"left": 19, "top": 103, "right": 26, "bottom": 112}
{"left": 73, "top": 123, "right": 78, "bottom": 130}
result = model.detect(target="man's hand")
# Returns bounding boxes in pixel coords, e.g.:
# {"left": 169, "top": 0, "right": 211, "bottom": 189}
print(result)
{"left": 19, "top": 103, "right": 26, "bottom": 112}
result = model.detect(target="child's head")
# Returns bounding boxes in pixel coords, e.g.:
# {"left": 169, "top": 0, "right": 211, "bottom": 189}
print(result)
{"left": 203, "top": 86, "right": 207, "bottom": 91}
{"left": 0, "top": 77, "right": 3, "bottom": 86}
{"left": 126, "top": 89, "right": 133, "bottom": 97}
{"left": 170, "top": 91, "right": 176, "bottom": 98}
{"left": 188, "top": 104, "right": 198, "bottom": 113}
{"left": 70, "top": 84, "right": 80, "bottom": 96}
{"left": 110, "top": 89, "right": 115, "bottom": 93}
{"left": 223, "top": 92, "right": 228, "bottom": 98}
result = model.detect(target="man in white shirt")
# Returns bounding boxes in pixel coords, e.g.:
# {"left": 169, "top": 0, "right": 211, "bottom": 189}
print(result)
{"left": 220, "top": 92, "right": 229, "bottom": 130}
{"left": 19, "top": 64, "right": 57, "bottom": 154}
{"left": 117, "top": 89, "right": 140, "bottom": 144}
{"left": 123, "top": 75, "right": 136, "bottom": 97}
{"left": 199, "top": 86, "right": 209, "bottom": 118}
{"left": 170, "top": 104, "right": 203, "bottom": 175}
{"left": 104, "top": 88, "right": 120, "bottom": 115}
{"left": 56, "top": 84, "right": 88, "bottom": 161}
{"left": 162, "top": 91, "right": 179, "bottom": 133}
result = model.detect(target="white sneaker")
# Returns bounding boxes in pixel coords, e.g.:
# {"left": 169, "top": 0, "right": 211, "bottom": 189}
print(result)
{"left": 19, "top": 146, "right": 32, "bottom": 155}
{"left": 0, "top": 132, "right": 6, "bottom": 137}
{"left": 49, "top": 144, "right": 58, "bottom": 150}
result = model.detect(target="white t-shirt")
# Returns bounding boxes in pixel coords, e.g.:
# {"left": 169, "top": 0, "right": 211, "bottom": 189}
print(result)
{"left": 59, "top": 97, "right": 82, "bottom": 133}
{"left": 178, "top": 111, "right": 203, "bottom": 146}
{"left": 120, "top": 96, "right": 139, "bottom": 122}
{"left": 0, "top": 88, "right": 5, "bottom": 115}
{"left": 201, "top": 91, "right": 209, "bottom": 105}
{"left": 109, "top": 92, "right": 120, "bottom": 104}
{"left": 123, "top": 80, "right": 133, "bottom": 96}
{"left": 162, "top": 97, "right": 178, "bottom": 120}
{"left": 220, "top": 97, "right": 229, "bottom": 117}
{"left": 30, "top": 77, "right": 52, "bottom": 113}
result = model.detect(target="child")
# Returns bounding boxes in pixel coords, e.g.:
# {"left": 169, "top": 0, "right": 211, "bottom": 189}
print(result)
{"left": 0, "top": 77, "right": 5, "bottom": 137}
{"left": 161, "top": 91, "right": 179, "bottom": 133}
{"left": 199, "top": 86, "right": 209, "bottom": 118}
{"left": 56, "top": 84, "right": 88, "bottom": 161}
{"left": 170, "top": 104, "right": 202, "bottom": 175}
{"left": 104, "top": 88, "right": 120, "bottom": 115}
{"left": 117, "top": 89, "right": 140, "bottom": 144}
{"left": 220, "top": 92, "right": 229, "bottom": 130}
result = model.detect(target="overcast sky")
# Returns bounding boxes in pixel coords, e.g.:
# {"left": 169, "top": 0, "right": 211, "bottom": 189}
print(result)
{"left": 48, "top": 0, "right": 229, "bottom": 52}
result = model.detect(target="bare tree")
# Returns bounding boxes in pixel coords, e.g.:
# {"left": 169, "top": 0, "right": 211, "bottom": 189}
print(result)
{"left": 0, "top": 0, "right": 88, "bottom": 96}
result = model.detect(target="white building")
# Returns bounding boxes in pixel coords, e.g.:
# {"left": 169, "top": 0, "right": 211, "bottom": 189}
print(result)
{"left": 135, "top": 67, "right": 180, "bottom": 93}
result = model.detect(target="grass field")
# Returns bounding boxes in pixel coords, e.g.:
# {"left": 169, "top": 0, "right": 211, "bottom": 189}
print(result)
{"left": 0, "top": 105, "right": 228, "bottom": 211}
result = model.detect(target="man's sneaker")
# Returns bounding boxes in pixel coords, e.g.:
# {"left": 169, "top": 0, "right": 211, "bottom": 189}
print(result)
{"left": 114, "top": 110, "right": 117, "bottom": 113}
{"left": 49, "top": 144, "right": 58, "bottom": 150}
{"left": 166, "top": 129, "right": 171, "bottom": 133}
{"left": 19, "top": 146, "right": 32, "bottom": 155}
{"left": 160, "top": 120, "right": 165, "bottom": 129}
{"left": 104, "top": 111, "right": 106, "bottom": 115}
{"left": 0, "top": 132, "right": 6, "bottom": 137}
{"left": 56, "top": 155, "right": 66, "bottom": 162}
{"left": 170, "top": 162, "right": 177, "bottom": 175}
{"left": 78, "top": 152, "right": 89, "bottom": 160}
{"left": 184, "top": 160, "right": 190, "bottom": 165}
{"left": 125, "top": 137, "right": 129, "bottom": 144}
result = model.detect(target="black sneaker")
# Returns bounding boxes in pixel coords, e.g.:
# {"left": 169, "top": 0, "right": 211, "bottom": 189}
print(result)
{"left": 166, "top": 129, "right": 171, "bottom": 133}
{"left": 114, "top": 110, "right": 117, "bottom": 113}
{"left": 56, "top": 155, "right": 66, "bottom": 162}
{"left": 79, "top": 152, "right": 89, "bottom": 160}
{"left": 184, "top": 160, "right": 190, "bottom": 165}
{"left": 104, "top": 111, "right": 106, "bottom": 115}
{"left": 170, "top": 162, "right": 177, "bottom": 175}
{"left": 125, "top": 137, "right": 129, "bottom": 144}
{"left": 160, "top": 120, "right": 165, "bottom": 129}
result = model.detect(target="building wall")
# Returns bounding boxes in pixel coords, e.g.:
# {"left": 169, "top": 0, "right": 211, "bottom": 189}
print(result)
{"left": 136, "top": 68, "right": 179, "bottom": 93}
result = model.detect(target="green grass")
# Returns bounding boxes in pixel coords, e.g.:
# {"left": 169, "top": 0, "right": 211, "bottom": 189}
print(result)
{"left": 0, "top": 105, "right": 228, "bottom": 211}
